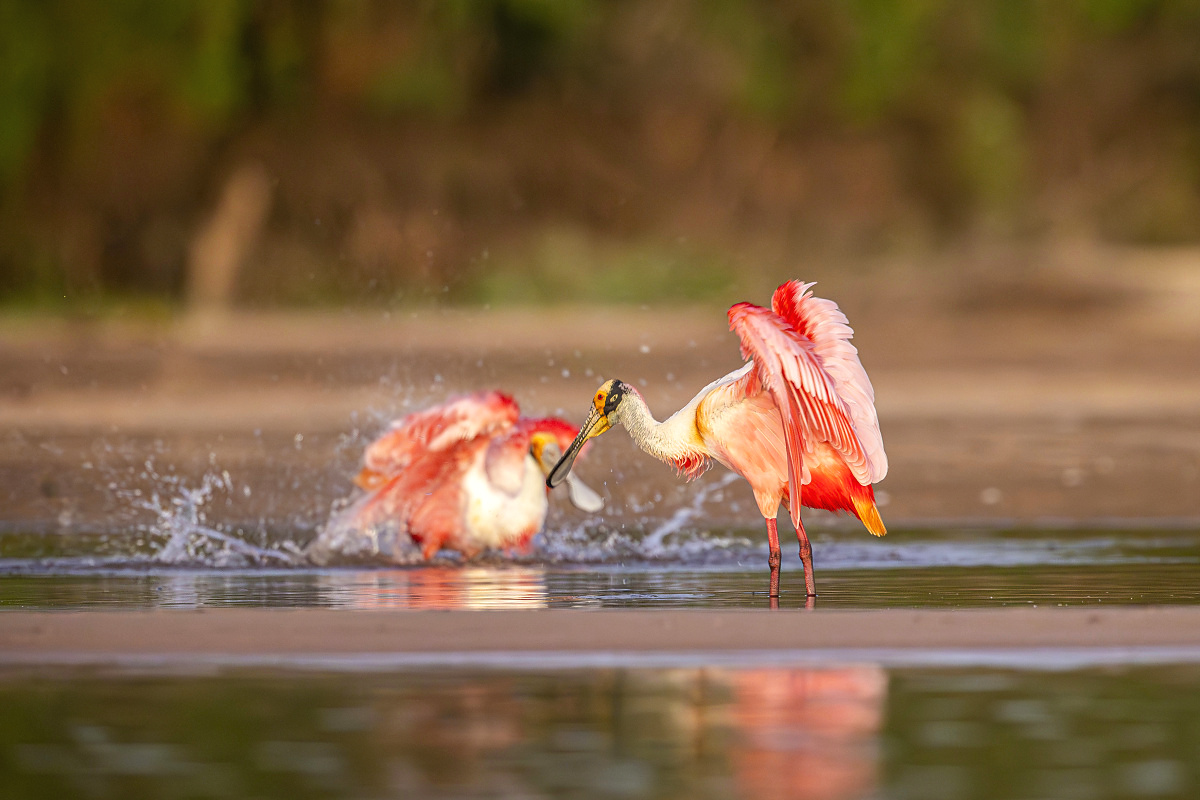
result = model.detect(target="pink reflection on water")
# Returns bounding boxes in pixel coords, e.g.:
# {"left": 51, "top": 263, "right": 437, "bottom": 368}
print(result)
{"left": 318, "top": 565, "right": 548, "bottom": 609}
{"left": 724, "top": 665, "right": 887, "bottom": 800}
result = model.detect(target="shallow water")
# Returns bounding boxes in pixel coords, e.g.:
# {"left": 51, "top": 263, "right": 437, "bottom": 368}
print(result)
{"left": 5, "top": 424, "right": 1199, "bottom": 610}
{"left": 4, "top": 435, "right": 1200, "bottom": 799}
{"left": 1, "top": 527, "right": 1198, "bottom": 610}
{"left": 1, "top": 663, "right": 1198, "bottom": 799}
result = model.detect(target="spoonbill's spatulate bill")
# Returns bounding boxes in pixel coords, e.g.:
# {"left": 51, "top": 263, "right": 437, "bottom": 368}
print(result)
{"left": 548, "top": 280, "right": 887, "bottom": 602}
{"left": 310, "top": 391, "right": 601, "bottom": 564}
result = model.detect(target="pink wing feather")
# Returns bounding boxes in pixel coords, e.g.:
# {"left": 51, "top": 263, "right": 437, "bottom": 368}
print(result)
{"left": 361, "top": 391, "right": 520, "bottom": 476}
{"left": 343, "top": 450, "right": 464, "bottom": 535}
{"left": 727, "top": 297, "right": 881, "bottom": 529}
{"left": 771, "top": 281, "right": 887, "bottom": 483}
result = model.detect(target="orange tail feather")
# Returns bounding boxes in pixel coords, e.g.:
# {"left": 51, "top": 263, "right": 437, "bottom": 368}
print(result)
{"left": 852, "top": 495, "right": 887, "bottom": 537}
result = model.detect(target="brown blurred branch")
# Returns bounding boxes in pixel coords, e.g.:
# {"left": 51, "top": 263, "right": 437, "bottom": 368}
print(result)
{"left": 186, "top": 163, "right": 272, "bottom": 313}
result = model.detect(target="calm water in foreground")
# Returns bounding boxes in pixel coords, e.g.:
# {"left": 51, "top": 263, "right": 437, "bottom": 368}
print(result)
{"left": 2, "top": 663, "right": 1199, "bottom": 799}
{"left": 2, "top": 526, "right": 1200, "bottom": 798}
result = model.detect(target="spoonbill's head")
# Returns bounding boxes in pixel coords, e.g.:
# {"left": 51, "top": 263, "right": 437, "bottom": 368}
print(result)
{"left": 546, "top": 379, "right": 630, "bottom": 489}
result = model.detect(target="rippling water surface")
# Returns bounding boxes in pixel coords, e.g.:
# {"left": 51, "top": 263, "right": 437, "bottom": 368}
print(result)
{"left": 1, "top": 525, "right": 1198, "bottom": 610}
{"left": 4, "top": 430, "right": 1198, "bottom": 610}
{"left": 2, "top": 663, "right": 1199, "bottom": 799}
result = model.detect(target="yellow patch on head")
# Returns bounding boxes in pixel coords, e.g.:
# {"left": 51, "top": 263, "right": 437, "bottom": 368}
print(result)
{"left": 593, "top": 379, "right": 618, "bottom": 413}
{"left": 589, "top": 414, "right": 612, "bottom": 437}
{"left": 529, "top": 432, "right": 551, "bottom": 464}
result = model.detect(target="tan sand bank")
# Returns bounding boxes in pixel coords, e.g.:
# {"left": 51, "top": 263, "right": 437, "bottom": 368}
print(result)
{"left": 4, "top": 608, "right": 1200, "bottom": 667}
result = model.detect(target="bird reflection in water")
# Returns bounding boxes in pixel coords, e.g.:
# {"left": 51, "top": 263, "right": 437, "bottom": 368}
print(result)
{"left": 16, "top": 659, "right": 888, "bottom": 796}
{"left": 723, "top": 666, "right": 887, "bottom": 800}
{"left": 336, "top": 664, "right": 887, "bottom": 799}
{"left": 317, "top": 565, "right": 548, "bottom": 609}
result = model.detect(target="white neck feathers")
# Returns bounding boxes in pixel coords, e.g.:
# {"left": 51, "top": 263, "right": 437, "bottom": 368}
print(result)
{"left": 614, "top": 389, "right": 704, "bottom": 466}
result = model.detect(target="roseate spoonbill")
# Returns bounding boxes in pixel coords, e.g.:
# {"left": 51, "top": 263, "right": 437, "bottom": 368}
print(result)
{"left": 307, "top": 391, "right": 601, "bottom": 564}
{"left": 548, "top": 280, "right": 887, "bottom": 600}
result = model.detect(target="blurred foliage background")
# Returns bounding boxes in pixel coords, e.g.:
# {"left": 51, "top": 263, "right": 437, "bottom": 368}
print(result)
{"left": 2, "top": 0, "right": 1200, "bottom": 309}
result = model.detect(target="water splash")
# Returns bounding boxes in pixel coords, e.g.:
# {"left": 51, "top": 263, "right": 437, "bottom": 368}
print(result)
{"left": 538, "top": 473, "right": 757, "bottom": 564}
{"left": 307, "top": 469, "right": 755, "bottom": 567}
{"left": 306, "top": 490, "right": 425, "bottom": 566}
{"left": 128, "top": 461, "right": 303, "bottom": 567}
{"left": 641, "top": 472, "right": 742, "bottom": 550}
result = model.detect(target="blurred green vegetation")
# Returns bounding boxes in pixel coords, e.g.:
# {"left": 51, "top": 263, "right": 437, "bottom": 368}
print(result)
{"left": 467, "top": 228, "right": 738, "bottom": 306}
{"left": 2, "top": 0, "right": 1200, "bottom": 309}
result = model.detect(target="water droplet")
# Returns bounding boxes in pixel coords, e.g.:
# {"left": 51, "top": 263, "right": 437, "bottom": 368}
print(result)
{"left": 1061, "top": 467, "right": 1085, "bottom": 488}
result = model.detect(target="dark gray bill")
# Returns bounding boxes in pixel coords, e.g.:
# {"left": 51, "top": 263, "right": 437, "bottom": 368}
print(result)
{"left": 535, "top": 440, "right": 603, "bottom": 511}
{"left": 547, "top": 407, "right": 602, "bottom": 488}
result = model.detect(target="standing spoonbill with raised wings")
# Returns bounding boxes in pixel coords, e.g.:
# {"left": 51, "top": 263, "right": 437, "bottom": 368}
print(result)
{"left": 307, "top": 391, "right": 602, "bottom": 565}
{"left": 547, "top": 280, "right": 888, "bottom": 602}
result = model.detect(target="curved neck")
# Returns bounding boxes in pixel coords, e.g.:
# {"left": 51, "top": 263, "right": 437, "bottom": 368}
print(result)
{"left": 615, "top": 390, "right": 704, "bottom": 466}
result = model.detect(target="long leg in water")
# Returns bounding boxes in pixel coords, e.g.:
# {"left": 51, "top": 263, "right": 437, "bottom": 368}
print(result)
{"left": 796, "top": 518, "right": 816, "bottom": 598}
{"left": 766, "top": 517, "right": 781, "bottom": 608}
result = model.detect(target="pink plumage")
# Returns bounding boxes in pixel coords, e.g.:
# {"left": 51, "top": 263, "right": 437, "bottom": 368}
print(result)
{"left": 549, "top": 279, "right": 888, "bottom": 601}
{"left": 336, "top": 392, "right": 587, "bottom": 561}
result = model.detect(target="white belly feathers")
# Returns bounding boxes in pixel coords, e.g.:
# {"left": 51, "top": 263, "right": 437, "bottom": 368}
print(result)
{"left": 461, "top": 451, "right": 548, "bottom": 550}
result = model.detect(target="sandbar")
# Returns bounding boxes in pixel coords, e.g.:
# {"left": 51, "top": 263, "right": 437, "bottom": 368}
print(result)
{"left": 4, "top": 607, "right": 1200, "bottom": 669}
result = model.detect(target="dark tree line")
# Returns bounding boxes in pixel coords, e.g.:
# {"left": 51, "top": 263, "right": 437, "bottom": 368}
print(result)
{"left": 3, "top": 1, "right": 1200, "bottom": 307}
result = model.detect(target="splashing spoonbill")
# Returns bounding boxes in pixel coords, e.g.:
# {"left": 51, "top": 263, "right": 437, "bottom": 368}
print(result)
{"left": 309, "top": 391, "right": 602, "bottom": 564}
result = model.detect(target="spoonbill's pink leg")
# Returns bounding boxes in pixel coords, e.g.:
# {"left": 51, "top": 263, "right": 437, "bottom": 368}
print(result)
{"left": 796, "top": 519, "right": 816, "bottom": 597}
{"left": 766, "top": 517, "right": 782, "bottom": 605}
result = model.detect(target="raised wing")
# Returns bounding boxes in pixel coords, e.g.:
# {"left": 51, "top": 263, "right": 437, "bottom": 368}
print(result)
{"left": 771, "top": 280, "right": 888, "bottom": 483}
{"left": 727, "top": 302, "right": 873, "bottom": 528}
{"left": 361, "top": 391, "right": 520, "bottom": 478}
{"left": 333, "top": 443, "right": 468, "bottom": 551}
